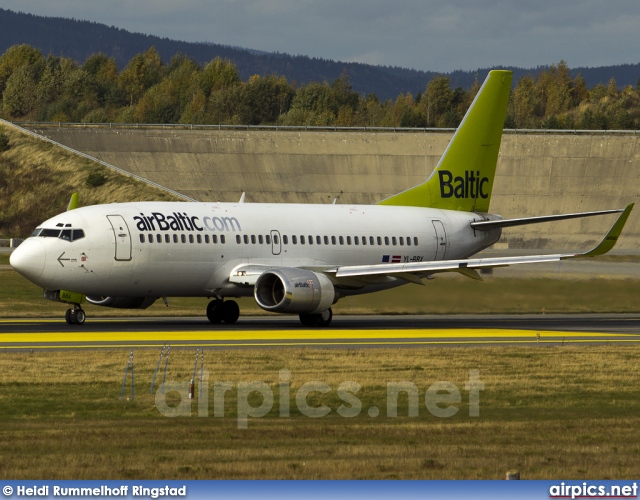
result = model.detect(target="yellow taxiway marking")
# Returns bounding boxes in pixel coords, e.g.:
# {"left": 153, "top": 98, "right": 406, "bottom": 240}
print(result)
{"left": 1, "top": 339, "right": 640, "bottom": 350}
{"left": 0, "top": 329, "right": 634, "bottom": 345}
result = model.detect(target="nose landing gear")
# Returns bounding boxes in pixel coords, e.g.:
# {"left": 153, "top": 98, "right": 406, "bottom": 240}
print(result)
{"left": 65, "top": 305, "right": 86, "bottom": 325}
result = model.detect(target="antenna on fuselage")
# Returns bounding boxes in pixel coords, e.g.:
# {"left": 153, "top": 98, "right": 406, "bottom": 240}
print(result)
{"left": 239, "top": 192, "right": 246, "bottom": 203}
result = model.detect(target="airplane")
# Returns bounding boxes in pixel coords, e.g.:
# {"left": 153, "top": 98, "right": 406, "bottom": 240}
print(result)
{"left": 9, "top": 70, "right": 634, "bottom": 326}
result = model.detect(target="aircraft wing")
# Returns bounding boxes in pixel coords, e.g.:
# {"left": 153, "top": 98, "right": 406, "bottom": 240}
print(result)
{"left": 331, "top": 203, "right": 634, "bottom": 282}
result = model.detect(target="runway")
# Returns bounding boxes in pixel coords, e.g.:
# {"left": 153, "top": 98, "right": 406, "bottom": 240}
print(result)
{"left": 1, "top": 314, "right": 640, "bottom": 349}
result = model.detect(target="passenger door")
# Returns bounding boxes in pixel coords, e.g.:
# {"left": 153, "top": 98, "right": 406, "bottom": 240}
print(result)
{"left": 107, "top": 215, "right": 132, "bottom": 261}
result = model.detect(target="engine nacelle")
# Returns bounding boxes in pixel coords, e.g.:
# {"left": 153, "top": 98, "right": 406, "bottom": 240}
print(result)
{"left": 254, "top": 268, "right": 336, "bottom": 314}
{"left": 86, "top": 296, "right": 158, "bottom": 309}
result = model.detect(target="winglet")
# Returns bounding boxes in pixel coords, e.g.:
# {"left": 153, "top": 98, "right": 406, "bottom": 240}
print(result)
{"left": 574, "top": 203, "right": 634, "bottom": 258}
{"left": 67, "top": 192, "right": 79, "bottom": 211}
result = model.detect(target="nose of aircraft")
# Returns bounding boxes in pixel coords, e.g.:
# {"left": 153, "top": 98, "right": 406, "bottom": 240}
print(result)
{"left": 9, "top": 238, "right": 46, "bottom": 282}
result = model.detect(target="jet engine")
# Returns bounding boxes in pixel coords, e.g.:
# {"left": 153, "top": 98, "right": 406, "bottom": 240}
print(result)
{"left": 254, "top": 268, "right": 336, "bottom": 314}
{"left": 86, "top": 296, "right": 158, "bottom": 309}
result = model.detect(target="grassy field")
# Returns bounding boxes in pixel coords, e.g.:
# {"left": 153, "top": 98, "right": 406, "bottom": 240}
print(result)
{"left": 3, "top": 232, "right": 639, "bottom": 479}
{"left": 0, "top": 346, "right": 639, "bottom": 479}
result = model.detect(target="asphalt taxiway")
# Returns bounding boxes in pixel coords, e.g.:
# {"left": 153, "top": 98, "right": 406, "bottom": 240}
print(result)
{"left": 1, "top": 314, "right": 639, "bottom": 349}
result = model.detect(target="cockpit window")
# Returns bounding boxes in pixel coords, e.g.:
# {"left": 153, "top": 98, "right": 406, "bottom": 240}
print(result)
{"left": 35, "top": 228, "right": 85, "bottom": 241}
{"left": 39, "top": 228, "right": 61, "bottom": 237}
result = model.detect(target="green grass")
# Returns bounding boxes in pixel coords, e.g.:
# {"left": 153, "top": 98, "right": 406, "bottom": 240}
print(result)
{"left": 0, "top": 346, "right": 639, "bottom": 479}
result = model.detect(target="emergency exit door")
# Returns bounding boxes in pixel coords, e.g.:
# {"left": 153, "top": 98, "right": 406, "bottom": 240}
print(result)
{"left": 432, "top": 220, "right": 447, "bottom": 260}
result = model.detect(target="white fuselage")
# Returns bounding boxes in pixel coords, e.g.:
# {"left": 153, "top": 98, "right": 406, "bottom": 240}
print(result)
{"left": 12, "top": 201, "right": 501, "bottom": 300}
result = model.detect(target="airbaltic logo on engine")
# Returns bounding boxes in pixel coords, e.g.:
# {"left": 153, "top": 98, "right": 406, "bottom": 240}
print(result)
{"left": 133, "top": 212, "right": 242, "bottom": 232}
{"left": 439, "top": 170, "right": 490, "bottom": 199}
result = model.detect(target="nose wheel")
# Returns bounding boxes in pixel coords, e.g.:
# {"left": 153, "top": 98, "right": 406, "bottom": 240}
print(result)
{"left": 65, "top": 306, "right": 86, "bottom": 325}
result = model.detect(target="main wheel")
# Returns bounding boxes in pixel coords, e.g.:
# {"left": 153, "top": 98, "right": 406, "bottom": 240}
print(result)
{"left": 206, "top": 299, "right": 224, "bottom": 324}
{"left": 299, "top": 313, "right": 316, "bottom": 326}
{"left": 65, "top": 308, "right": 73, "bottom": 325}
{"left": 74, "top": 308, "right": 86, "bottom": 325}
{"left": 222, "top": 300, "right": 240, "bottom": 324}
{"left": 316, "top": 308, "right": 333, "bottom": 327}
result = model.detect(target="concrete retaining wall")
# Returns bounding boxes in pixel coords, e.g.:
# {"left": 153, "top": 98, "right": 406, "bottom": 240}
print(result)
{"left": 31, "top": 127, "right": 640, "bottom": 250}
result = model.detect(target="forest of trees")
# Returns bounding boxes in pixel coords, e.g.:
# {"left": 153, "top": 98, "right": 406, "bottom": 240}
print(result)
{"left": 1, "top": 44, "right": 640, "bottom": 130}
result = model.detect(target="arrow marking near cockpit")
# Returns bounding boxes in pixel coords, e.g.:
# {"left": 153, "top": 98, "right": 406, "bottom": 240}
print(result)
{"left": 57, "top": 252, "right": 71, "bottom": 267}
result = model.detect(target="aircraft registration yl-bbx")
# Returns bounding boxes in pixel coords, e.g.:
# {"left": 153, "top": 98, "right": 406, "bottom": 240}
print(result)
{"left": 10, "top": 70, "right": 634, "bottom": 326}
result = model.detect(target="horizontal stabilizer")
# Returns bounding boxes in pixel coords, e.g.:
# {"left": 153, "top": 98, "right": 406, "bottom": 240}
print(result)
{"left": 471, "top": 208, "right": 625, "bottom": 230}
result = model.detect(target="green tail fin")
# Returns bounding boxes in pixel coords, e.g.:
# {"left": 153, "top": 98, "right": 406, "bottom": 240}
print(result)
{"left": 67, "top": 192, "right": 79, "bottom": 211}
{"left": 379, "top": 70, "right": 512, "bottom": 212}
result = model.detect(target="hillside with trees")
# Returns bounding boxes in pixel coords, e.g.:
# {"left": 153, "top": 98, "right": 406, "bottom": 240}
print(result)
{"left": 2, "top": 8, "right": 640, "bottom": 102}
{"left": 1, "top": 43, "right": 639, "bottom": 130}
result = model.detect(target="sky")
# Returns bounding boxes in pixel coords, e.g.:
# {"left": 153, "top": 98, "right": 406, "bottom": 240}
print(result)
{"left": 0, "top": 0, "right": 639, "bottom": 73}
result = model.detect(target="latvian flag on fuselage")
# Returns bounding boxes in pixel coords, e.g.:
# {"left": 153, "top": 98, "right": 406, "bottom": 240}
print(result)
{"left": 382, "top": 255, "right": 402, "bottom": 263}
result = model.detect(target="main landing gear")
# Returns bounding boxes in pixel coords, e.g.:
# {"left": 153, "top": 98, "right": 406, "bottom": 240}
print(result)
{"left": 206, "top": 299, "right": 240, "bottom": 324}
{"left": 299, "top": 308, "right": 333, "bottom": 327}
{"left": 65, "top": 305, "right": 86, "bottom": 325}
